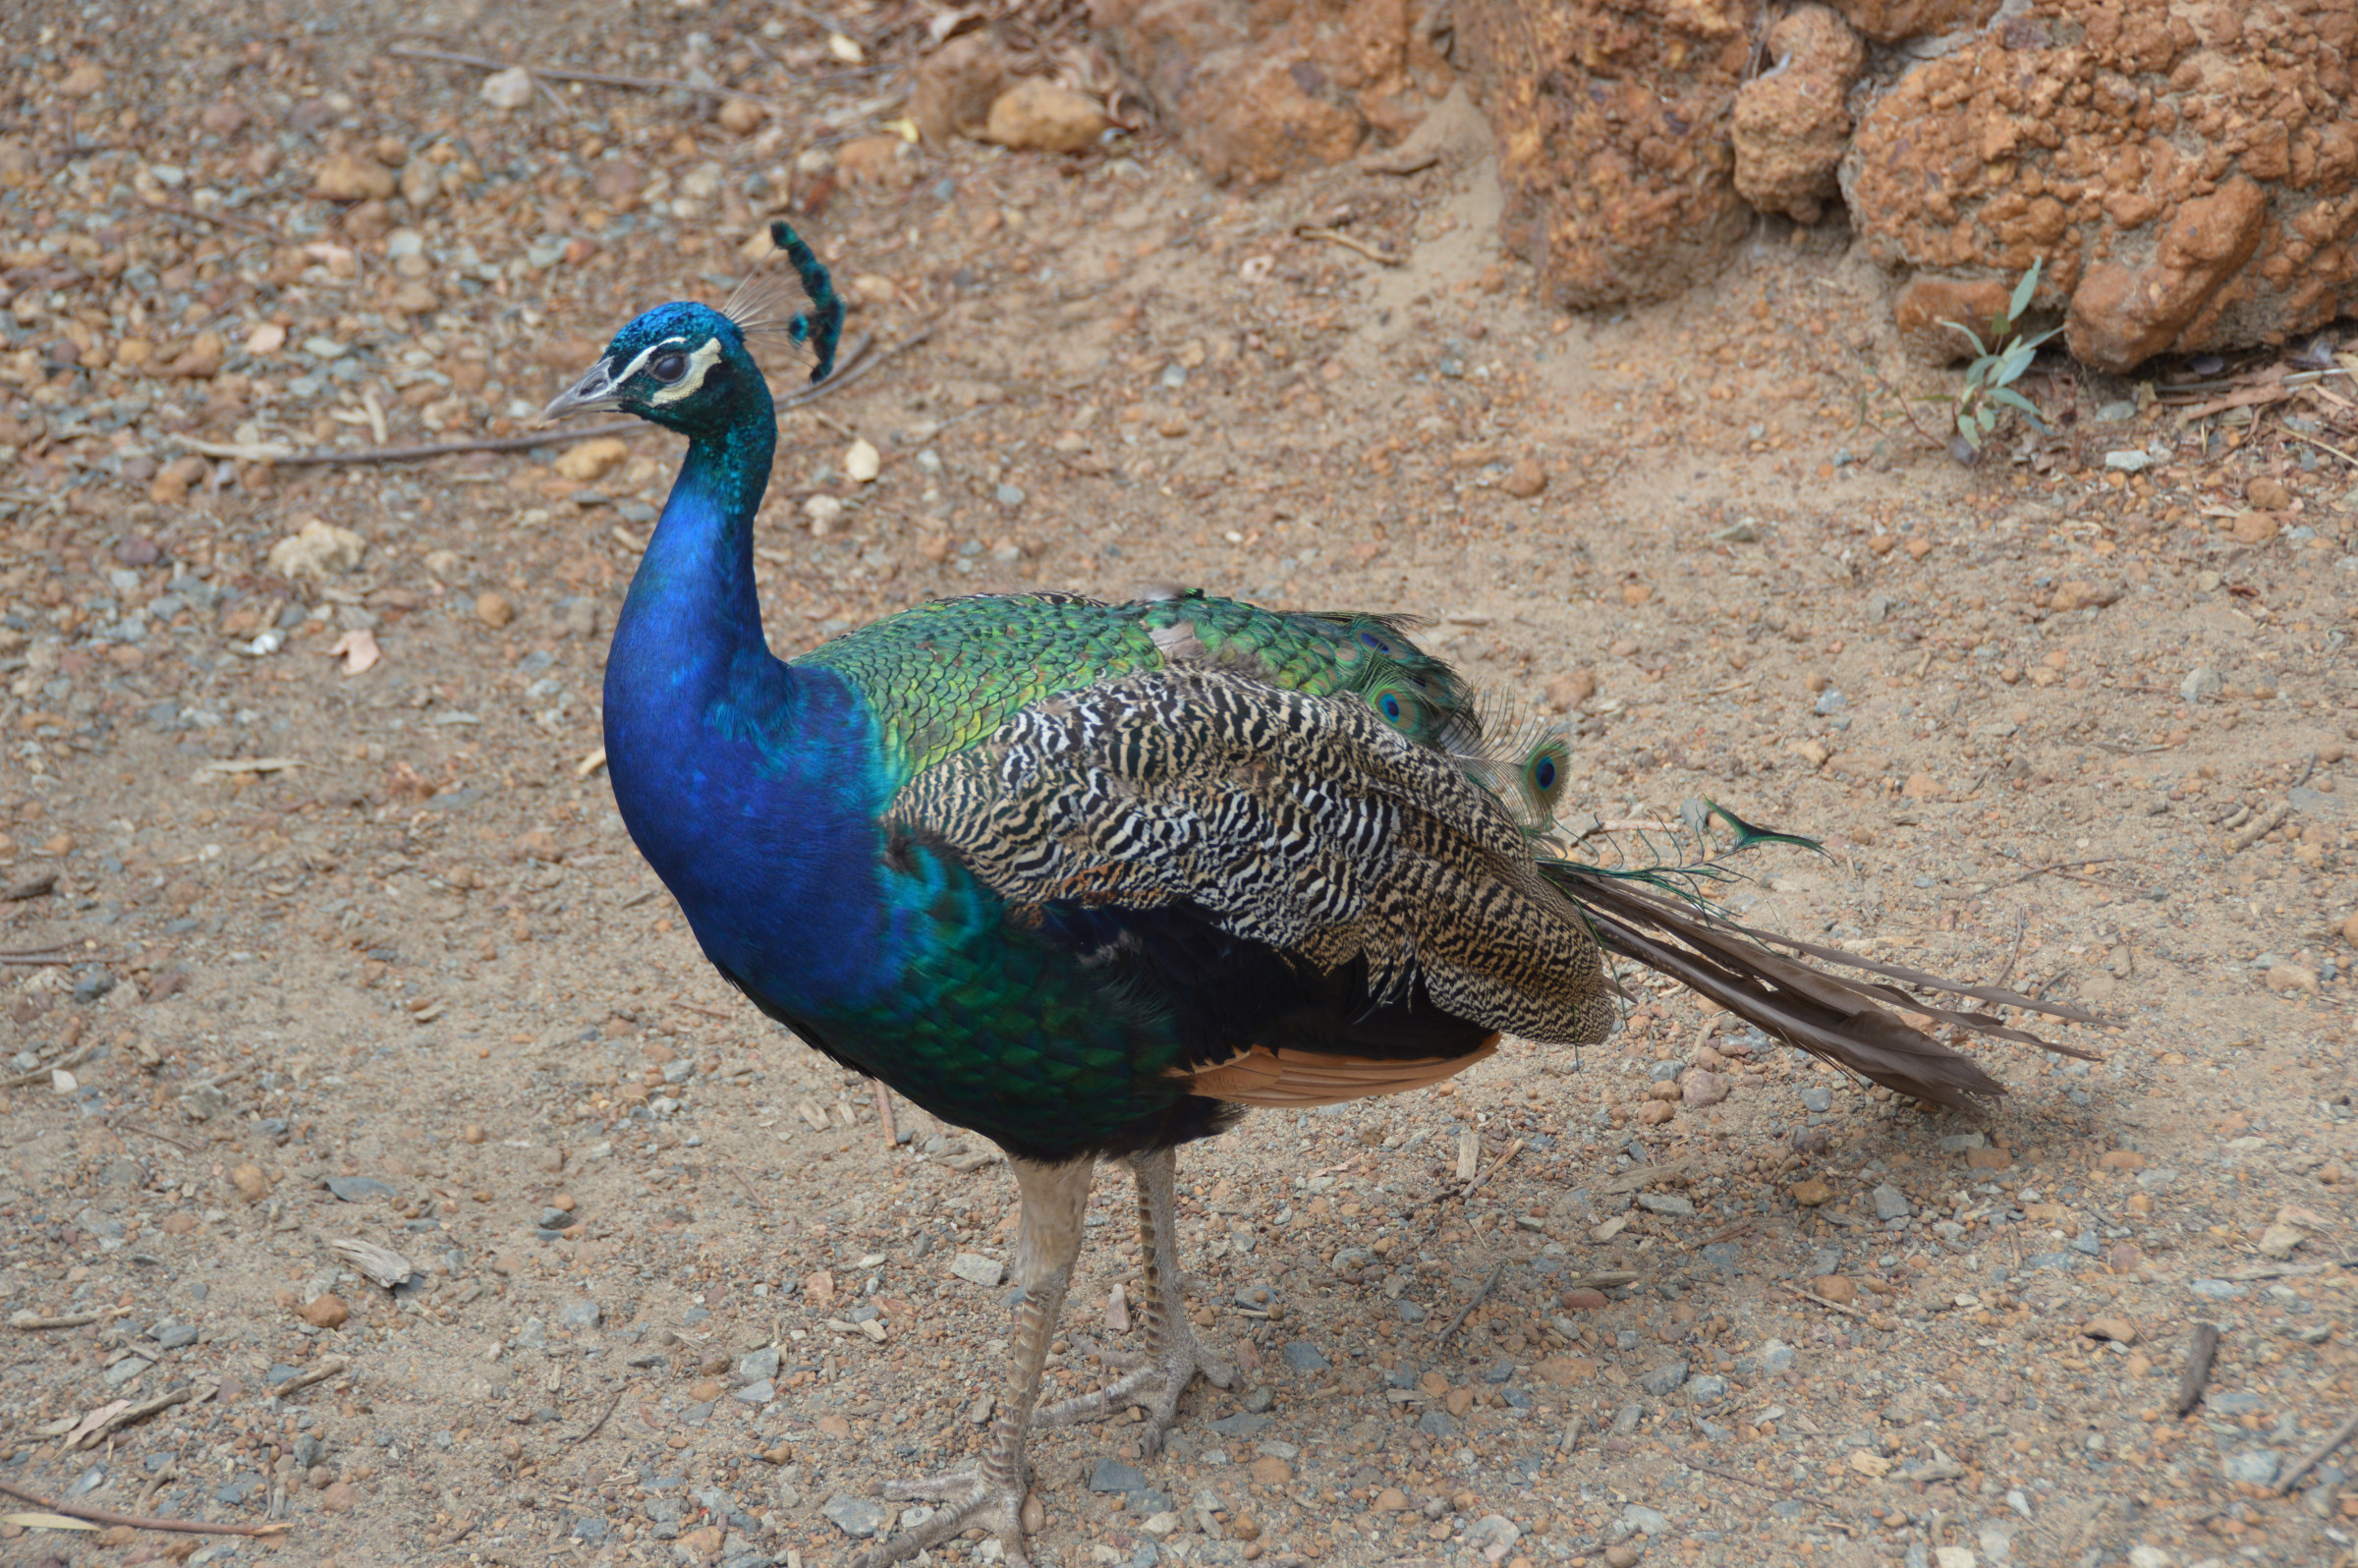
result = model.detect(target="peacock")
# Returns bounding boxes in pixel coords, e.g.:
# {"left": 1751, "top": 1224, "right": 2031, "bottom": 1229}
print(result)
{"left": 541, "top": 221, "right": 2096, "bottom": 1567}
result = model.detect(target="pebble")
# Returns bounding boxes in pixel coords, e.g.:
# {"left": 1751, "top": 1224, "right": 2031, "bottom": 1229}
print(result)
{"left": 2222, "top": 1449, "right": 2279, "bottom": 1486}
{"left": 1635, "top": 1192, "right": 1693, "bottom": 1217}
{"left": 557, "top": 1299, "right": 601, "bottom": 1330}
{"left": 1603, "top": 1545, "right": 1640, "bottom": 1568}
{"left": 983, "top": 79, "right": 1109, "bottom": 153}
{"left": 1680, "top": 1069, "right": 1726, "bottom": 1107}
{"left": 476, "top": 591, "right": 517, "bottom": 629}
{"left": 228, "top": 1163, "right": 270, "bottom": 1203}
{"left": 299, "top": 1294, "right": 349, "bottom": 1328}
{"left": 1636, "top": 1361, "right": 1688, "bottom": 1395}
{"left": 822, "top": 1495, "right": 887, "bottom": 1538}
{"left": 1280, "top": 1341, "right": 1328, "bottom": 1372}
{"left": 2078, "top": 1316, "right": 2136, "bottom": 1343}
{"left": 555, "top": 438, "right": 630, "bottom": 482}
{"left": 1812, "top": 1275, "right": 1855, "bottom": 1305}
{"left": 1800, "top": 1086, "right": 1834, "bottom": 1112}
{"left": 950, "top": 1253, "right": 1005, "bottom": 1289}
{"left": 479, "top": 67, "right": 536, "bottom": 110}
{"left": 844, "top": 438, "right": 881, "bottom": 482}
{"left": 1789, "top": 1179, "right": 1832, "bottom": 1206}
{"left": 1871, "top": 1184, "right": 1912, "bottom": 1221}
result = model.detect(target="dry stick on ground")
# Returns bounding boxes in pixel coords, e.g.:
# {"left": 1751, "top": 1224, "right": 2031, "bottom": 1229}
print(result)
{"left": 1999, "top": 854, "right": 2126, "bottom": 888}
{"left": 0, "top": 946, "right": 76, "bottom": 968}
{"left": 384, "top": 44, "right": 789, "bottom": 113}
{"left": 1775, "top": 1279, "right": 1881, "bottom": 1324}
{"left": 2176, "top": 1322, "right": 2221, "bottom": 1417}
{"left": 1993, "top": 915, "right": 2030, "bottom": 989}
{"left": 107, "top": 1116, "right": 199, "bottom": 1153}
{"left": 571, "top": 1386, "right": 628, "bottom": 1445}
{"left": 0, "top": 1477, "right": 290, "bottom": 1539}
{"left": 173, "top": 326, "right": 911, "bottom": 469}
{"left": 269, "top": 1357, "right": 350, "bottom": 1401}
{"left": 140, "top": 196, "right": 287, "bottom": 248}
{"left": 0, "top": 1044, "right": 92, "bottom": 1090}
{"left": 1410, "top": 1139, "right": 1527, "bottom": 1219}
{"left": 1433, "top": 1263, "right": 1506, "bottom": 1350}
{"left": 2274, "top": 1408, "right": 2358, "bottom": 1496}
{"left": 871, "top": 1082, "right": 897, "bottom": 1146}
{"left": 1292, "top": 226, "right": 1402, "bottom": 265}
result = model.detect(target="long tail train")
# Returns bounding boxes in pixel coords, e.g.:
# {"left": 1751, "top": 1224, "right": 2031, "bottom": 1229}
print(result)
{"left": 1540, "top": 860, "right": 2103, "bottom": 1114}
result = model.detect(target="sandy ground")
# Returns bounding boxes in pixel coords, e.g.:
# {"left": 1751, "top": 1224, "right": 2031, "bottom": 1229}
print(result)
{"left": 2, "top": 6, "right": 2356, "bottom": 1568}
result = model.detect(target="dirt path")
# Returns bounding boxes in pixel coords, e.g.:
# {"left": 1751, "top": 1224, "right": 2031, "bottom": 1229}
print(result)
{"left": 1, "top": 5, "right": 2354, "bottom": 1568}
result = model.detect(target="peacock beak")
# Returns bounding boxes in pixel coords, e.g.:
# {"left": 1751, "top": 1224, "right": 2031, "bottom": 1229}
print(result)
{"left": 538, "top": 357, "right": 625, "bottom": 423}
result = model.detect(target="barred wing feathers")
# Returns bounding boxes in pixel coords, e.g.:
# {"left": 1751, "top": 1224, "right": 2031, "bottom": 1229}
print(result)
{"left": 886, "top": 665, "right": 1617, "bottom": 1100}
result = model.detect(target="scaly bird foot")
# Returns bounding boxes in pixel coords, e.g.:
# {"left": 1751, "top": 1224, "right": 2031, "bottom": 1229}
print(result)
{"left": 853, "top": 1467, "right": 1041, "bottom": 1568}
{"left": 1033, "top": 1318, "right": 1236, "bottom": 1457}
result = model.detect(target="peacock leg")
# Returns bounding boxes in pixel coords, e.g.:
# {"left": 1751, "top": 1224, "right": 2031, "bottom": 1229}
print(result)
{"left": 1034, "top": 1146, "right": 1235, "bottom": 1456}
{"left": 858, "top": 1153, "right": 1092, "bottom": 1568}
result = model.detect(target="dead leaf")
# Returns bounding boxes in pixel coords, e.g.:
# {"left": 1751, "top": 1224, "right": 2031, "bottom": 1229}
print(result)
{"left": 3, "top": 1512, "right": 100, "bottom": 1531}
{"left": 327, "top": 628, "right": 380, "bottom": 675}
{"left": 61, "top": 1399, "right": 132, "bottom": 1448}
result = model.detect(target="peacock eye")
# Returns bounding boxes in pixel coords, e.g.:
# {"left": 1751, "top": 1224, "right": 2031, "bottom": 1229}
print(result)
{"left": 1534, "top": 757, "right": 1557, "bottom": 790}
{"left": 650, "top": 352, "right": 689, "bottom": 382}
{"left": 1379, "top": 694, "right": 1403, "bottom": 720}
{"left": 1358, "top": 632, "right": 1390, "bottom": 652}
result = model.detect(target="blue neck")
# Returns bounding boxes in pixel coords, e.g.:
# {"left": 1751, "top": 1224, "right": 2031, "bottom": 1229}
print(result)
{"left": 619, "top": 398, "right": 778, "bottom": 664}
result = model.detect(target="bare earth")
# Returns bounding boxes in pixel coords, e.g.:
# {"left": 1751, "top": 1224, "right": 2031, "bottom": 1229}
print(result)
{"left": 2, "top": 6, "right": 2356, "bottom": 1568}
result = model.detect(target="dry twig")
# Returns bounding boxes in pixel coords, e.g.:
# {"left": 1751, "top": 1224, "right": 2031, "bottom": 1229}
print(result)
{"left": 2274, "top": 1408, "right": 2358, "bottom": 1496}
{"left": 385, "top": 44, "right": 788, "bottom": 112}
{"left": 1292, "top": 226, "right": 1402, "bottom": 266}
{"left": 139, "top": 196, "right": 287, "bottom": 248}
{"left": 571, "top": 1386, "right": 628, "bottom": 1445}
{"left": 0, "top": 1477, "right": 289, "bottom": 1538}
{"left": 268, "top": 1356, "right": 350, "bottom": 1400}
{"left": 1775, "top": 1279, "right": 1887, "bottom": 1325}
{"left": 1433, "top": 1263, "right": 1506, "bottom": 1350}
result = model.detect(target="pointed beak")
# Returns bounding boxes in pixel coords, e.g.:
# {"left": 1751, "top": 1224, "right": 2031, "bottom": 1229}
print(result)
{"left": 537, "top": 357, "right": 625, "bottom": 425}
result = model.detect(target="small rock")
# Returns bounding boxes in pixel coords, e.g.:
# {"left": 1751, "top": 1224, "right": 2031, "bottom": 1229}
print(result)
{"left": 1789, "top": 1179, "right": 1832, "bottom": 1206}
{"left": 2229, "top": 511, "right": 2281, "bottom": 545}
{"left": 1759, "top": 1339, "right": 1795, "bottom": 1373}
{"left": 950, "top": 1253, "right": 1005, "bottom": 1289}
{"left": 2263, "top": 963, "right": 2319, "bottom": 995}
{"left": 1799, "top": 1086, "right": 1834, "bottom": 1113}
{"left": 1373, "top": 1486, "right": 1409, "bottom": 1511}
{"left": 557, "top": 1299, "right": 602, "bottom": 1330}
{"left": 2181, "top": 666, "right": 2221, "bottom": 702}
{"left": 1604, "top": 1544, "right": 1641, "bottom": 1568}
{"left": 476, "top": 591, "right": 516, "bottom": 629}
{"left": 2080, "top": 1316, "right": 2138, "bottom": 1344}
{"left": 2222, "top": 1449, "right": 2279, "bottom": 1486}
{"left": 300, "top": 1294, "right": 349, "bottom": 1328}
{"left": 1871, "top": 1184, "right": 1912, "bottom": 1221}
{"left": 2257, "top": 1221, "right": 2305, "bottom": 1260}
{"left": 1249, "top": 1455, "right": 1293, "bottom": 1486}
{"left": 843, "top": 438, "right": 881, "bottom": 483}
{"left": 1501, "top": 457, "right": 1547, "bottom": 498}
{"left": 1636, "top": 1192, "right": 1694, "bottom": 1217}
{"left": 228, "top": 1163, "right": 270, "bottom": 1203}
{"left": 246, "top": 322, "right": 287, "bottom": 357}
{"left": 1559, "top": 1287, "right": 1609, "bottom": 1312}
{"left": 822, "top": 1495, "right": 888, "bottom": 1539}
{"left": 1812, "top": 1275, "right": 1855, "bottom": 1305}
{"left": 983, "top": 79, "right": 1109, "bottom": 153}
{"left": 267, "top": 520, "right": 366, "bottom": 581}
{"left": 1281, "top": 1341, "right": 1329, "bottom": 1373}
{"left": 554, "top": 438, "right": 630, "bottom": 482}
{"left": 1679, "top": 1069, "right": 1726, "bottom": 1108}
{"left": 319, "top": 1480, "right": 359, "bottom": 1512}
{"left": 312, "top": 152, "right": 397, "bottom": 202}
{"left": 325, "top": 1175, "right": 398, "bottom": 1203}
{"left": 479, "top": 67, "right": 537, "bottom": 110}
{"left": 1636, "top": 1361, "right": 1689, "bottom": 1396}
{"left": 805, "top": 494, "right": 845, "bottom": 534}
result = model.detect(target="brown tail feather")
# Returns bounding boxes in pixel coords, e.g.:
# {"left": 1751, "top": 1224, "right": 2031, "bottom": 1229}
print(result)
{"left": 1544, "top": 868, "right": 2105, "bottom": 1114}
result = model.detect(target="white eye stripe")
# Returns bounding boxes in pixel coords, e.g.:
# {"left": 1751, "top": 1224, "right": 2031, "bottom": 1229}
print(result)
{"left": 610, "top": 336, "right": 687, "bottom": 387}
{"left": 646, "top": 338, "right": 725, "bottom": 406}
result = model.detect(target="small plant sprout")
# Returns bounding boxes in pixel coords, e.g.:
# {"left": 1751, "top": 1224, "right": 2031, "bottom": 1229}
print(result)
{"left": 1937, "top": 258, "right": 2059, "bottom": 464}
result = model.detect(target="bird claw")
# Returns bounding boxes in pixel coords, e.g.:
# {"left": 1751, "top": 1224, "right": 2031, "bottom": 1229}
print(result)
{"left": 1033, "top": 1318, "right": 1235, "bottom": 1454}
{"left": 854, "top": 1468, "right": 1035, "bottom": 1568}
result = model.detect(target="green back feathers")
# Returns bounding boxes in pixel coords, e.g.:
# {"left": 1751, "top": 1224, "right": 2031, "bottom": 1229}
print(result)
{"left": 797, "top": 589, "right": 1490, "bottom": 787}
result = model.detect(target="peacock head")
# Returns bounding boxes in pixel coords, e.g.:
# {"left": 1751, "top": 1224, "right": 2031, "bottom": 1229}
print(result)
{"left": 541, "top": 222, "right": 844, "bottom": 439}
{"left": 538, "top": 302, "right": 762, "bottom": 439}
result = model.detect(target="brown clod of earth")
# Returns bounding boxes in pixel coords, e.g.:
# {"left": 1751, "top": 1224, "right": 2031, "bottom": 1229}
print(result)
{"left": 1732, "top": 5, "right": 1866, "bottom": 224}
